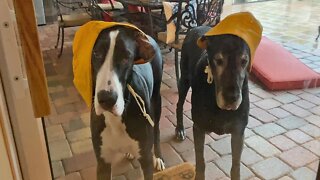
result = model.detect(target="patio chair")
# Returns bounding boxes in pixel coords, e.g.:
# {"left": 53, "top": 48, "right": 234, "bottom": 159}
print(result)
{"left": 88, "top": 0, "right": 126, "bottom": 21}
{"left": 157, "top": 0, "right": 224, "bottom": 86}
{"left": 53, "top": 0, "right": 91, "bottom": 57}
{"left": 97, "top": 0, "right": 124, "bottom": 11}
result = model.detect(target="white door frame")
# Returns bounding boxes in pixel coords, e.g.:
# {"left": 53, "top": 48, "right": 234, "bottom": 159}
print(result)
{"left": 0, "top": 0, "right": 52, "bottom": 179}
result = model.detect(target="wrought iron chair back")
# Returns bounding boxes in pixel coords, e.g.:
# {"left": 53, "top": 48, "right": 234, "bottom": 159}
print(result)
{"left": 86, "top": 0, "right": 103, "bottom": 20}
{"left": 161, "top": 0, "right": 224, "bottom": 85}
{"left": 173, "top": 0, "right": 224, "bottom": 38}
{"left": 53, "top": 0, "right": 91, "bottom": 57}
{"left": 54, "top": 0, "right": 90, "bottom": 18}
{"left": 86, "top": 0, "right": 126, "bottom": 21}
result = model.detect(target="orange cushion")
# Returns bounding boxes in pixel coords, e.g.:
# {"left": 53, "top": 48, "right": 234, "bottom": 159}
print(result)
{"left": 252, "top": 37, "right": 320, "bottom": 90}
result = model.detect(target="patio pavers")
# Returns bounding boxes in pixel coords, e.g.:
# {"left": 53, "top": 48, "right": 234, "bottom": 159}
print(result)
{"left": 38, "top": 0, "right": 320, "bottom": 179}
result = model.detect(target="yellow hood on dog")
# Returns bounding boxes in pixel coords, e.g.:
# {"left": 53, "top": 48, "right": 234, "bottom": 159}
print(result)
{"left": 73, "top": 21, "right": 147, "bottom": 107}
{"left": 198, "top": 12, "right": 263, "bottom": 69}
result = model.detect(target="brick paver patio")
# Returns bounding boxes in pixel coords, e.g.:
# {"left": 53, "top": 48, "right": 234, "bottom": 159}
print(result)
{"left": 39, "top": 0, "right": 319, "bottom": 179}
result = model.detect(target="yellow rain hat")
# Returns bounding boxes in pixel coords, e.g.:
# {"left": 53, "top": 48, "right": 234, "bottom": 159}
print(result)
{"left": 73, "top": 21, "right": 147, "bottom": 107}
{"left": 197, "top": 12, "right": 263, "bottom": 69}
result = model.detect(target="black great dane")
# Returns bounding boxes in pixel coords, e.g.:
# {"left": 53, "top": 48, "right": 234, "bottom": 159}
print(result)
{"left": 175, "top": 12, "right": 263, "bottom": 180}
{"left": 73, "top": 22, "right": 165, "bottom": 180}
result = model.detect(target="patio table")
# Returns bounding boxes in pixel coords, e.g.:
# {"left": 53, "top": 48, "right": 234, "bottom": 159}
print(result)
{"left": 118, "top": 0, "right": 164, "bottom": 8}
{"left": 117, "top": 0, "right": 166, "bottom": 36}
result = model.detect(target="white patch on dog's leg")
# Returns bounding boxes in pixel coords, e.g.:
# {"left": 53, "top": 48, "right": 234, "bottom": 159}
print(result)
{"left": 94, "top": 30, "right": 119, "bottom": 116}
{"left": 124, "top": 153, "right": 135, "bottom": 160}
{"left": 153, "top": 155, "right": 165, "bottom": 171}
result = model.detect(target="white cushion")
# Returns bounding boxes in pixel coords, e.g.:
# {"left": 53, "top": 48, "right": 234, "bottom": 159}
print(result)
{"left": 162, "top": 1, "right": 176, "bottom": 44}
{"left": 97, "top": 1, "right": 124, "bottom": 10}
{"left": 59, "top": 13, "right": 91, "bottom": 27}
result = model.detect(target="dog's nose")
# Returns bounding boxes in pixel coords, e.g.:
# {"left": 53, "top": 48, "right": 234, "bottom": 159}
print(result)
{"left": 97, "top": 90, "right": 118, "bottom": 110}
{"left": 225, "top": 92, "right": 239, "bottom": 104}
{"left": 224, "top": 87, "right": 240, "bottom": 104}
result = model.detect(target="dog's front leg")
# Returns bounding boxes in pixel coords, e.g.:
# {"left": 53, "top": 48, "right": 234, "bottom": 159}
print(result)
{"left": 230, "top": 132, "right": 244, "bottom": 180}
{"left": 139, "top": 151, "right": 153, "bottom": 180}
{"left": 152, "top": 93, "right": 165, "bottom": 171}
{"left": 193, "top": 125, "right": 205, "bottom": 180}
{"left": 97, "top": 159, "right": 112, "bottom": 180}
{"left": 90, "top": 111, "right": 112, "bottom": 180}
{"left": 138, "top": 128, "right": 154, "bottom": 180}
{"left": 175, "top": 78, "right": 190, "bottom": 141}
{"left": 153, "top": 120, "right": 165, "bottom": 171}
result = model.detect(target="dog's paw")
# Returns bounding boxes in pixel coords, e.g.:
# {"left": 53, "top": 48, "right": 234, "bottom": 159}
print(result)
{"left": 175, "top": 128, "right": 186, "bottom": 141}
{"left": 153, "top": 157, "right": 165, "bottom": 171}
{"left": 124, "top": 153, "right": 135, "bottom": 160}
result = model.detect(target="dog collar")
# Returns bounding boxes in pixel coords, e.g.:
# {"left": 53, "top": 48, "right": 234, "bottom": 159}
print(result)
{"left": 204, "top": 59, "right": 213, "bottom": 84}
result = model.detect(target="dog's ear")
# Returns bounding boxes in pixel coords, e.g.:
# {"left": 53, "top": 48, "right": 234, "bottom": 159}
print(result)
{"left": 197, "top": 36, "right": 208, "bottom": 49}
{"left": 134, "top": 31, "right": 155, "bottom": 64}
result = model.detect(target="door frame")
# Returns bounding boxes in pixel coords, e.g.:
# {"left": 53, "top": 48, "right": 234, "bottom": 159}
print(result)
{"left": 0, "top": 78, "right": 19, "bottom": 180}
{"left": 0, "top": 0, "right": 52, "bottom": 179}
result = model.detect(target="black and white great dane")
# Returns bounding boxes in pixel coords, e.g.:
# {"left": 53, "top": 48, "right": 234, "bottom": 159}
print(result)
{"left": 90, "top": 26, "right": 165, "bottom": 180}
{"left": 176, "top": 26, "right": 251, "bottom": 180}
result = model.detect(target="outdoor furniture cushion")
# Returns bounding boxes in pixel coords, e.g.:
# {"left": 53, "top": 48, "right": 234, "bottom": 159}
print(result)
{"left": 58, "top": 13, "right": 91, "bottom": 27}
{"left": 161, "top": 1, "right": 196, "bottom": 44}
{"left": 98, "top": 1, "right": 124, "bottom": 10}
{"left": 252, "top": 36, "right": 320, "bottom": 90}
{"left": 162, "top": 1, "right": 177, "bottom": 43}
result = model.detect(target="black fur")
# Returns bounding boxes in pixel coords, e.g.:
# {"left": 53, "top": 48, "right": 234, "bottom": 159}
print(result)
{"left": 176, "top": 26, "right": 250, "bottom": 180}
{"left": 90, "top": 26, "right": 163, "bottom": 180}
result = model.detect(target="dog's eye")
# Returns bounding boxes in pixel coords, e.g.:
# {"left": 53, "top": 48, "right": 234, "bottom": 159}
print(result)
{"left": 93, "top": 51, "right": 104, "bottom": 60}
{"left": 122, "top": 58, "right": 129, "bottom": 65}
{"left": 241, "top": 59, "right": 248, "bottom": 67}
{"left": 215, "top": 59, "right": 223, "bottom": 66}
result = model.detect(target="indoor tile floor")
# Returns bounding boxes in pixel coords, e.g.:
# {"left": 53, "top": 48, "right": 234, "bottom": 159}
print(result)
{"left": 38, "top": 0, "right": 320, "bottom": 179}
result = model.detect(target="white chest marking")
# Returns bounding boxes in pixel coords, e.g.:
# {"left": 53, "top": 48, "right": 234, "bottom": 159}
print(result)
{"left": 100, "top": 112, "right": 140, "bottom": 163}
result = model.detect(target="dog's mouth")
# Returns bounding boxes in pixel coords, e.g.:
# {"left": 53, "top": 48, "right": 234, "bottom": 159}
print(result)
{"left": 216, "top": 91, "right": 242, "bottom": 111}
{"left": 95, "top": 104, "right": 124, "bottom": 117}
{"left": 94, "top": 95, "right": 125, "bottom": 116}
{"left": 219, "top": 103, "right": 240, "bottom": 111}
{"left": 111, "top": 103, "right": 124, "bottom": 116}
